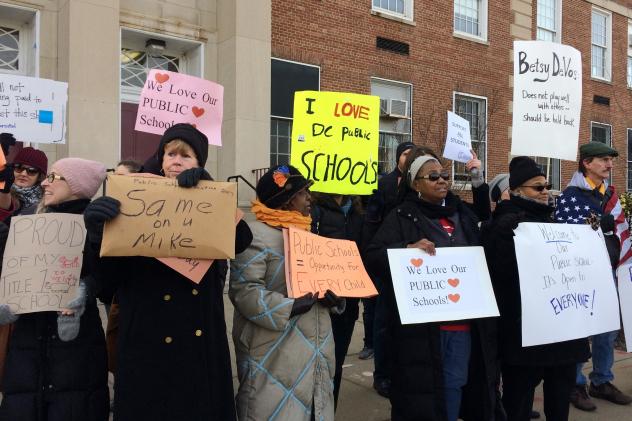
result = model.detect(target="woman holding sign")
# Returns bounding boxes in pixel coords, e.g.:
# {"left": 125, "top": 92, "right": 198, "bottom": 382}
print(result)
{"left": 481, "top": 157, "right": 590, "bottom": 421}
{"left": 83, "top": 124, "right": 252, "bottom": 421}
{"left": 230, "top": 165, "right": 344, "bottom": 421}
{"left": 366, "top": 147, "right": 498, "bottom": 421}
{"left": 0, "top": 158, "right": 109, "bottom": 421}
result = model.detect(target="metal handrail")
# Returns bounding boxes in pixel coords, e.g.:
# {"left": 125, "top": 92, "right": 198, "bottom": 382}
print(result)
{"left": 226, "top": 175, "right": 256, "bottom": 191}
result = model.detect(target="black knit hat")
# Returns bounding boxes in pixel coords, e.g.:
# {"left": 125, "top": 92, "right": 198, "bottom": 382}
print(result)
{"left": 509, "top": 156, "right": 546, "bottom": 190}
{"left": 256, "top": 165, "right": 313, "bottom": 209}
{"left": 396, "top": 142, "right": 415, "bottom": 164}
{"left": 157, "top": 123, "right": 209, "bottom": 167}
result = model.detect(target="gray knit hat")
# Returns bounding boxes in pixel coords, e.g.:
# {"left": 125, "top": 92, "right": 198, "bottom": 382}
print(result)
{"left": 489, "top": 173, "right": 509, "bottom": 203}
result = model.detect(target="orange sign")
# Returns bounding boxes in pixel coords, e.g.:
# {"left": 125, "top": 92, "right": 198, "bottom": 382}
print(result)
{"left": 0, "top": 146, "right": 5, "bottom": 190}
{"left": 284, "top": 226, "right": 377, "bottom": 298}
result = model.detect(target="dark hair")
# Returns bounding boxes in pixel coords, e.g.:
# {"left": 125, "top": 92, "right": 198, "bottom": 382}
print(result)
{"left": 578, "top": 157, "right": 593, "bottom": 175}
{"left": 117, "top": 159, "right": 143, "bottom": 174}
{"left": 310, "top": 192, "right": 364, "bottom": 215}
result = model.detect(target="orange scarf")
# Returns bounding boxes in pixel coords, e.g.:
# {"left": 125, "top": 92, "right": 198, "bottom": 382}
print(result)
{"left": 251, "top": 200, "right": 311, "bottom": 231}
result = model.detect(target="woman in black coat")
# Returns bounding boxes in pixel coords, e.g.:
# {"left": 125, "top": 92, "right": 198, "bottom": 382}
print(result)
{"left": 83, "top": 124, "right": 251, "bottom": 421}
{"left": 366, "top": 148, "right": 498, "bottom": 421}
{"left": 0, "top": 158, "right": 109, "bottom": 421}
{"left": 481, "top": 157, "right": 590, "bottom": 421}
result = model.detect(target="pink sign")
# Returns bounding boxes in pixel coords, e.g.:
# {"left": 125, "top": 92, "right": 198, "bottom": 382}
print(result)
{"left": 134, "top": 69, "right": 224, "bottom": 146}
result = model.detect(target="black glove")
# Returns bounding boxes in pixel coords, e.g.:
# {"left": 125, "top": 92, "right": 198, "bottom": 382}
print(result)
{"left": 319, "top": 289, "right": 344, "bottom": 309}
{"left": 289, "top": 292, "right": 319, "bottom": 318}
{"left": 600, "top": 214, "right": 615, "bottom": 233}
{"left": 0, "top": 222, "right": 9, "bottom": 260}
{"left": 0, "top": 165, "right": 13, "bottom": 193}
{"left": 0, "top": 133, "right": 16, "bottom": 157}
{"left": 84, "top": 197, "right": 120, "bottom": 246}
{"left": 176, "top": 168, "right": 212, "bottom": 188}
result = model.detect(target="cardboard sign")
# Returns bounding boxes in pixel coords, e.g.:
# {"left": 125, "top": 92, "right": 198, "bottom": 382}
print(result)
{"left": 0, "top": 214, "right": 85, "bottom": 314}
{"left": 511, "top": 41, "right": 582, "bottom": 161}
{"left": 284, "top": 226, "right": 377, "bottom": 298}
{"left": 134, "top": 69, "right": 224, "bottom": 146}
{"left": 442, "top": 111, "right": 473, "bottom": 163}
{"left": 514, "top": 223, "right": 620, "bottom": 347}
{"left": 101, "top": 175, "right": 237, "bottom": 259}
{"left": 616, "top": 264, "right": 632, "bottom": 352}
{"left": 290, "top": 91, "right": 379, "bottom": 195}
{"left": 0, "top": 74, "right": 68, "bottom": 143}
{"left": 387, "top": 247, "right": 499, "bottom": 324}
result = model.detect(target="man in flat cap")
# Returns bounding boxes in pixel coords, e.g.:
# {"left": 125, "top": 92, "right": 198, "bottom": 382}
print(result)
{"left": 555, "top": 142, "right": 632, "bottom": 411}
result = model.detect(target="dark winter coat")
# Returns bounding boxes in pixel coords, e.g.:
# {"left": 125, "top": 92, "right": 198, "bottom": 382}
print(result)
{"left": 366, "top": 192, "right": 498, "bottom": 421}
{"left": 481, "top": 195, "right": 591, "bottom": 367}
{"left": 0, "top": 199, "right": 109, "bottom": 421}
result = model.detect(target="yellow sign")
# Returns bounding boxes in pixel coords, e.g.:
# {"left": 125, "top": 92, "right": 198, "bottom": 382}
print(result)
{"left": 290, "top": 91, "right": 379, "bottom": 195}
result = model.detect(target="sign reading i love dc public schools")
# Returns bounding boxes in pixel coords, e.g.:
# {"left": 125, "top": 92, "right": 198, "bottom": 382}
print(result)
{"left": 134, "top": 69, "right": 224, "bottom": 146}
{"left": 290, "top": 91, "right": 379, "bottom": 195}
{"left": 387, "top": 247, "right": 499, "bottom": 324}
{"left": 513, "top": 223, "right": 620, "bottom": 347}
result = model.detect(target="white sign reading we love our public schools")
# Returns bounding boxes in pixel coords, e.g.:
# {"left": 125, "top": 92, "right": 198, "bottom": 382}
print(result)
{"left": 514, "top": 223, "right": 620, "bottom": 347}
{"left": 387, "top": 247, "right": 499, "bottom": 325}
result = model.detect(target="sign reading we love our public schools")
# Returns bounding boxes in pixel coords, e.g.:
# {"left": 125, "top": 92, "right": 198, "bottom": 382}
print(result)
{"left": 134, "top": 69, "right": 224, "bottom": 146}
{"left": 387, "top": 247, "right": 499, "bottom": 324}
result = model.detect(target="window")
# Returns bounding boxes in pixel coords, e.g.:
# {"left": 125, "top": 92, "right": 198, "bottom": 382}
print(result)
{"left": 591, "top": 121, "right": 612, "bottom": 146}
{"left": 591, "top": 8, "right": 611, "bottom": 81}
{"left": 453, "top": 93, "right": 486, "bottom": 183}
{"left": 0, "top": 26, "right": 19, "bottom": 72}
{"left": 270, "top": 58, "right": 320, "bottom": 166}
{"left": 371, "top": 78, "right": 412, "bottom": 174}
{"left": 628, "top": 129, "right": 632, "bottom": 191}
{"left": 372, "top": 0, "right": 414, "bottom": 21}
{"left": 0, "top": 5, "right": 37, "bottom": 76}
{"left": 536, "top": 0, "right": 560, "bottom": 42}
{"left": 532, "top": 157, "right": 561, "bottom": 191}
{"left": 454, "top": 0, "right": 487, "bottom": 41}
{"left": 628, "top": 23, "right": 632, "bottom": 88}
{"left": 121, "top": 50, "right": 180, "bottom": 89}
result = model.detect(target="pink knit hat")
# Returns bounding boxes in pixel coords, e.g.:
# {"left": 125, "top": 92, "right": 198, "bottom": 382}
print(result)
{"left": 51, "top": 158, "right": 106, "bottom": 199}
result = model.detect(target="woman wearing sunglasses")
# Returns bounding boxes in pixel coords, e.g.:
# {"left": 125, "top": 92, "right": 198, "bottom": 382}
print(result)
{"left": 0, "top": 158, "right": 110, "bottom": 421}
{"left": 365, "top": 146, "right": 498, "bottom": 421}
{"left": 0, "top": 147, "right": 48, "bottom": 223}
{"left": 481, "top": 157, "right": 589, "bottom": 421}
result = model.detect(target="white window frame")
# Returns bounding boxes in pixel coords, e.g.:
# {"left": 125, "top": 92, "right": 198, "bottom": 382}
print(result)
{"left": 0, "top": 4, "right": 39, "bottom": 77}
{"left": 453, "top": 0, "right": 488, "bottom": 43}
{"left": 627, "top": 22, "right": 632, "bottom": 88}
{"left": 591, "top": 7, "right": 612, "bottom": 82}
{"left": 371, "top": 0, "right": 414, "bottom": 22}
{"left": 591, "top": 121, "right": 612, "bottom": 146}
{"left": 536, "top": 0, "right": 562, "bottom": 43}
{"left": 452, "top": 91, "right": 488, "bottom": 186}
{"left": 627, "top": 128, "right": 632, "bottom": 191}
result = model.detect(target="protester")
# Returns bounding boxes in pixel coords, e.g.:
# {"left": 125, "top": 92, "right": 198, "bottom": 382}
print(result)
{"left": 0, "top": 157, "right": 109, "bottom": 421}
{"left": 0, "top": 146, "right": 48, "bottom": 222}
{"left": 114, "top": 160, "right": 142, "bottom": 175}
{"left": 83, "top": 123, "right": 251, "bottom": 421}
{"left": 310, "top": 192, "right": 364, "bottom": 408}
{"left": 554, "top": 142, "right": 632, "bottom": 411}
{"left": 488, "top": 173, "right": 510, "bottom": 204}
{"left": 481, "top": 156, "right": 590, "bottom": 421}
{"left": 230, "top": 165, "right": 344, "bottom": 421}
{"left": 366, "top": 147, "right": 498, "bottom": 421}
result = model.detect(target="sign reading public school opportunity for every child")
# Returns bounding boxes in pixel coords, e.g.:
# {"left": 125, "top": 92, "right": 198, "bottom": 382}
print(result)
{"left": 387, "top": 247, "right": 499, "bottom": 324}
{"left": 0, "top": 74, "right": 68, "bottom": 143}
{"left": 511, "top": 41, "right": 582, "bottom": 161}
{"left": 290, "top": 91, "right": 379, "bottom": 195}
{"left": 134, "top": 69, "right": 224, "bottom": 146}
{"left": 514, "top": 223, "right": 620, "bottom": 347}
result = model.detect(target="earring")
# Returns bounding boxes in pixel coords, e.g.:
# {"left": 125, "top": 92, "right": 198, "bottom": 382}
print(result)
{"left": 159, "top": 168, "right": 165, "bottom": 176}
{"left": 417, "top": 191, "right": 422, "bottom": 200}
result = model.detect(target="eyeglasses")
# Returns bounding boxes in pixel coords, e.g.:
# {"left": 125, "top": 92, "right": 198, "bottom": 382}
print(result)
{"left": 523, "top": 183, "right": 553, "bottom": 192}
{"left": 46, "top": 173, "right": 66, "bottom": 183}
{"left": 415, "top": 171, "right": 450, "bottom": 182}
{"left": 13, "top": 164, "right": 40, "bottom": 176}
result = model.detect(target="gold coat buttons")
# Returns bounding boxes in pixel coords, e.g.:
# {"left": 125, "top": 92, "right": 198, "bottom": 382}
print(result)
{"left": 192, "top": 289, "right": 199, "bottom": 296}
{"left": 163, "top": 294, "right": 171, "bottom": 301}
{"left": 195, "top": 329, "right": 202, "bottom": 337}
{"left": 165, "top": 336, "right": 173, "bottom": 344}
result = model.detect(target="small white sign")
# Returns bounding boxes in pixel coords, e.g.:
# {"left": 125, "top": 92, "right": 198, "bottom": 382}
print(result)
{"left": 514, "top": 223, "right": 620, "bottom": 347}
{"left": 0, "top": 74, "right": 68, "bottom": 144}
{"left": 387, "top": 247, "right": 499, "bottom": 324}
{"left": 616, "top": 264, "right": 632, "bottom": 353}
{"left": 442, "top": 111, "right": 473, "bottom": 163}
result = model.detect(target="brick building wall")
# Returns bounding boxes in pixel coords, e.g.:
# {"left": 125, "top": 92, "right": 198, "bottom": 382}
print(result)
{"left": 272, "top": 0, "right": 632, "bottom": 192}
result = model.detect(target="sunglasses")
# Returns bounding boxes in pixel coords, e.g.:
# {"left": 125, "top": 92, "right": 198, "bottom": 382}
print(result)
{"left": 415, "top": 171, "right": 450, "bottom": 182}
{"left": 46, "top": 173, "right": 66, "bottom": 183}
{"left": 523, "top": 183, "right": 553, "bottom": 192}
{"left": 13, "top": 164, "right": 40, "bottom": 176}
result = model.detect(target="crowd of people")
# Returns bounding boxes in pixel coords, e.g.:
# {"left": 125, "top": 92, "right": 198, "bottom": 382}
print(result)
{"left": 0, "top": 124, "right": 628, "bottom": 421}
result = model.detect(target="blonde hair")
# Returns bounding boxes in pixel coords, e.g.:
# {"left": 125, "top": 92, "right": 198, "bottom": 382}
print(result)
{"left": 164, "top": 139, "right": 197, "bottom": 161}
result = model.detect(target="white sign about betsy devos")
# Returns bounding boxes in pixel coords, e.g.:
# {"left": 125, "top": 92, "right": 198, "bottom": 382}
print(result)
{"left": 514, "top": 223, "right": 620, "bottom": 347}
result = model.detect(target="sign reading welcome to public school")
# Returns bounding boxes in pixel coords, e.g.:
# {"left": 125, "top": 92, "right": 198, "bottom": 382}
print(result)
{"left": 134, "top": 69, "right": 224, "bottom": 146}
{"left": 290, "top": 91, "right": 379, "bottom": 195}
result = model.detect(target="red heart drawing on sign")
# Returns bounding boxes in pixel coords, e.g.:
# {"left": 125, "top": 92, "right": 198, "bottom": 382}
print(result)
{"left": 448, "top": 294, "right": 460, "bottom": 303}
{"left": 448, "top": 278, "right": 460, "bottom": 288}
{"left": 192, "top": 106, "right": 205, "bottom": 118}
{"left": 155, "top": 73, "right": 169, "bottom": 83}
{"left": 410, "top": 258, "right": 423, "bottom": 267}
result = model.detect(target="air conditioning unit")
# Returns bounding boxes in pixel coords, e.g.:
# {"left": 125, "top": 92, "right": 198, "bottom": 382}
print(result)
{"left": 379, "top": 98, "right": 409, "bottom": 119}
